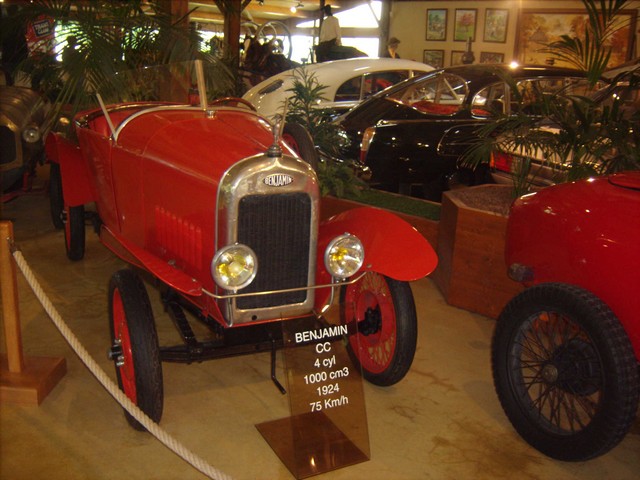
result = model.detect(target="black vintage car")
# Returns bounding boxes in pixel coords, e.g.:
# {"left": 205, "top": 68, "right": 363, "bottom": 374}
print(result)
{"left": 337, "top": 64, "right": 597, "bottom": 200}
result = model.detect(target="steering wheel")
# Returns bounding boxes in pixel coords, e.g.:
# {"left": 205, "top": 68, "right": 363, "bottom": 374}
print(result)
{"left": 208, "top": 97, "right": 256, "bottom": 111}
{"left": 256, "top": 20, "right": 293, "bottom": 60}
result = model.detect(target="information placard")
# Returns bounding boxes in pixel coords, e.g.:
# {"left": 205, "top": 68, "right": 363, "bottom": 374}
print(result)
{"left": 257, "top": 314, "right": 370, "bottom": 479}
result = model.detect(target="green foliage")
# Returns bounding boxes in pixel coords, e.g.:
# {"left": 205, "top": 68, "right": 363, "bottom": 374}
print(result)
{"left": 3, "top": 1, "right": 235, "bottom": 135}
{"left": 284, "top": 67, "right": 365, "bottom": 197}
{"left": 284, "top": 67, "right": 346, "bottom": 157}
{"left": 463, "top": 0, "right": 640, "bottom": 197}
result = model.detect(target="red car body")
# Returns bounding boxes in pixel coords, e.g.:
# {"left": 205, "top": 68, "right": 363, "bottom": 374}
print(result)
{"left": 45, "top": 62, "right": 437, "bottom": 428}
{"left": 506, "top": 172, "right": 640, "bottom": 359}
{"left": 493, "top": 171, "right": 640, "bottom": 461}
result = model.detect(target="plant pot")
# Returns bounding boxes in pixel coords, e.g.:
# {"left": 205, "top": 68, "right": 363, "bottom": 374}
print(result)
{"left": 432, "top": 185, "right": 524, "bottom": 319}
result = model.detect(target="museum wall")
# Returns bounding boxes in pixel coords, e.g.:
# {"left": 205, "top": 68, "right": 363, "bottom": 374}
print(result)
{"left": 389, "top": 1, "right": 639, "bottom": 68}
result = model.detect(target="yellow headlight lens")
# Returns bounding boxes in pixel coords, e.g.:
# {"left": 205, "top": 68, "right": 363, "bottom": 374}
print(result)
{"left": 325, "top": 234, "right": 364, "bottom": 279}
{"left": 211, "top": 244, "right": 257, "bottom": 290}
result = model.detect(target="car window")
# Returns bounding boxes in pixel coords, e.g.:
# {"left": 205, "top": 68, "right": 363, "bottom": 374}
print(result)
{"left": 362, "top": 71, "right": 409, "bottom": 98}
{"left": 388, "top": 72, "right": 467, "bottom": 115}
{"left": 335, "top": 75, "right": 363, "bottom": 102}
{"left": 516, "top": 77, "right": 603, "bottom": 112}
{"left": 472, "top": 83, "right": 507, "bottom": 116}
{"left": 335, "top": 70, "right": 411, "bottom": 103}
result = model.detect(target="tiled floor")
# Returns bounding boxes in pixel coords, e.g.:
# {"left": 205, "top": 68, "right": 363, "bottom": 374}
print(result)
{"left": 1, "top": 170, "right": 638, "bottom": 479}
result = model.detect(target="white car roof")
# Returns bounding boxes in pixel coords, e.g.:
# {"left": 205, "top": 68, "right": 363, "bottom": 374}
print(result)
{"left": 243, "top": 57, "right": 434, "bottom": 121}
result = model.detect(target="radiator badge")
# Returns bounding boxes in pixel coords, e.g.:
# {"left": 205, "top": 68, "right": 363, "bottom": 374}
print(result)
{"left": 263, "top": 173, "right": 293, "bottom": 187}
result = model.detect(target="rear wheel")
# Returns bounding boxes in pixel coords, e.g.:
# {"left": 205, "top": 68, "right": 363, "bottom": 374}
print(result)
{"left": 49, "top": 162, "right": 64, "bottom": 229}
{"left": 340, "top": 273, "right": 417, "bottom": 386}
{"left": 108, "top": 269, "right": 163, "bottom": 431}
{"left": 64, "top": 204, "right": 85, "bottom": 261}
{"left": 492, "top": 283, "right": 639, "bottom": 461}
{"left": 282, "top": 122, "right": 319, "bottom": 171}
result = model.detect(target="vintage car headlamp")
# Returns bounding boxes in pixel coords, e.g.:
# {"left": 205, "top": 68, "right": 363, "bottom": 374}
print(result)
{"left": 211, "top": 244, "right": 257, "bottom": 290}
{"left": 22, "top": 125, "right": 41, "bottom": 143}
{"left": 325, "top": 234, "right": 364, "bottom": 280}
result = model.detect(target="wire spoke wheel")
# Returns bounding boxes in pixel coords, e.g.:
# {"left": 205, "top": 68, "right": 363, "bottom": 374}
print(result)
{"left": 492, "top": 283, "right": 639, "bottom": 461}
{"left": 340, "top": 273, "right": 417, "bottom": 386}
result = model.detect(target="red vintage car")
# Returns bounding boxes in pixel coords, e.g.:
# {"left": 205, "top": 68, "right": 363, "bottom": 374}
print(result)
{"left": 492, "top": 172, "right": 640, "bottom": 461}
{"left": 45, "top": 62, "right": 437, "bottom": 429}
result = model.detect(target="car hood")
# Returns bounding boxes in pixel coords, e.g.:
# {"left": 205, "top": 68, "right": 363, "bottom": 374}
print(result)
{"left": 117, "top": 109, "right": 277, "bottom": 180}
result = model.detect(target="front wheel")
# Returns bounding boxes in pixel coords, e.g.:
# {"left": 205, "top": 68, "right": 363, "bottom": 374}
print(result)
{"left": 492, "top": 283, "right": 639, "bottom": 461}
{"left": 340, "top": 273, "right": 417, "bottom": 386}
{"left": 108, "top": 269, "right": 163, "bottom": 431}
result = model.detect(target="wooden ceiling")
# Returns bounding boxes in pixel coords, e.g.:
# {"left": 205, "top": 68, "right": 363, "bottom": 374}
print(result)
{"left": 188, "top": 0, "right": 365, "bottom": 27}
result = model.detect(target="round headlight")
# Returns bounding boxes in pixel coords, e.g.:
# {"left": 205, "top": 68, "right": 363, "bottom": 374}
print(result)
{"left": 211, "top": 244, "right": 257, "bottom": 290}
{"left": 325, "top": 233, "right": 364, "bottom": 280}
{"left": 22, "top": 125, "right": 41, "bottom": 144}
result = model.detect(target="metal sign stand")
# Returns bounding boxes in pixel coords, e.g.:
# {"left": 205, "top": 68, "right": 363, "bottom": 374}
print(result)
{"left": 257, "top": 314, "right": 370, "bottom": 479}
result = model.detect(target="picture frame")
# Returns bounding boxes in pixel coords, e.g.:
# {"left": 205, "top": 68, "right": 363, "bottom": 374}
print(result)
{"left": 516, "top": 9, "right": 637, "bottom": 67}
{"left": 423, "top": 49, "right": 445, "bottom": 68}
{"left": 454, "top": 8, "right": 477, "bottom": 42}
{"left": 480, "top": 51, "right": 505, "bottom": 64}
{"left": 483, "top": 8, "right": 509, "bottom": 43}
{"left": 450, "top": 50, "right": 465, "bottom": 66}
{"left": 426, "top": 9, "right": 447, "bottom": 41}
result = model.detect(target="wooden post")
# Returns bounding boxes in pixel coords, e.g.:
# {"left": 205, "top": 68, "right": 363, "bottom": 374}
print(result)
{"left": 1, "top": 221, "right": 24, "bottom": 372}
{"left": 0, "top": 221, "right": 66, "bottom": 405}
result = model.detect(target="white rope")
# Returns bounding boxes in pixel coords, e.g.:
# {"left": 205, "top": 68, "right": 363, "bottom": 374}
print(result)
{"left": 11, "top": 248, "right": 233, "bottom": 480}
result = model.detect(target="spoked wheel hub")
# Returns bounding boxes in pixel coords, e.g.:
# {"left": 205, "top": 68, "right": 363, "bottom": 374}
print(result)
{"left": 545, "top": 339, "right": 601, "bottom": 396}
{"left": 359, "top": 305, "right": 382, "bottom": 336}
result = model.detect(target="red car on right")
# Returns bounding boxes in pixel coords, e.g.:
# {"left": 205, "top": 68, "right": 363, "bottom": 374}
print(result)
{"left": 492, "top": 171, "right": 640, "bottom": 461}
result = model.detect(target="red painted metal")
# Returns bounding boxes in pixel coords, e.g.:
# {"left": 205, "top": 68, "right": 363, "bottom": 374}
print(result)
{"left": 506, "top": 172, "right": 640, "bottom": 359}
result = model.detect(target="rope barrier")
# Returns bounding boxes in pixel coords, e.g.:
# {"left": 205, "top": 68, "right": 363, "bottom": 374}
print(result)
{"left": 10, "top": 246, "right": 233, "bottom": 480}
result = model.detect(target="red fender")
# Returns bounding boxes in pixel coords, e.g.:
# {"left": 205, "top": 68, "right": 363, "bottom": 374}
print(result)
{"left": 45, "top": 133, "right": 94, "bottom": 206}
{"left": 317, "top": 206, "right": 438, "bottom": 282}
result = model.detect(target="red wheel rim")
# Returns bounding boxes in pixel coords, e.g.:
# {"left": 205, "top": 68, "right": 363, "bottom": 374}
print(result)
{"left": 344, "top": 274, "right": 397, "bottom": 374}
{"left": 112, "top": 289, "right": 137, "bottom": 402}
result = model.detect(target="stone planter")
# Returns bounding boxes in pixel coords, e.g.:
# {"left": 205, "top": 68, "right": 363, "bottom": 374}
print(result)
{"left": 431, "top": 185, "right": 524, "bottom": 319}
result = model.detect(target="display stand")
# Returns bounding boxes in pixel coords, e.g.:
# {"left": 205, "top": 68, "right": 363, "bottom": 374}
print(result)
{"left": 257, "top": 314, "right": 370, "bottom": 479}
{"left": 0, "top": 221, "right": 66, "bottom": 405}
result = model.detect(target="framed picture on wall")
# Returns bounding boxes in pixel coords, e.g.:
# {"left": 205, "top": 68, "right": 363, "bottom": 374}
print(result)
{"left": 426, "top": 9, "right": 447, "bottom": 41}
{"left": 484, "top": 8, "right": 509, "bottom": 43}
{"left": 480, "top": 52, "right": 505, "bottom": 64}
{"left": 516, "top": 9, "right": 637, "bottom": 67}
{"left": 424, "top": 49, "right": 445, "bottom": 68}
{"left": 454, "top": 9, "right": 477, "bottom": 41}
{"left": 451, "top": 50, "right": 465, "bottom": 66}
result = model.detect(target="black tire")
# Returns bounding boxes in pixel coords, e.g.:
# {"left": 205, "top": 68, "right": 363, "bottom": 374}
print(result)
{"left": 492, "top": 283, "right": 639, "bottom": 461}
{"left": 64, "top": 204, "right": 85, "bottom": 261}
{"left": 340, "top": 273, "right": 417, "bottom": 386}
{"left": 282, "top": 122, "right": 319, "bottom": 171}
{"left": 49, "top": 162, "right": 64, "bottom": 229}
{"left": 108, "top": 269, "right": 163, "bottom": 431}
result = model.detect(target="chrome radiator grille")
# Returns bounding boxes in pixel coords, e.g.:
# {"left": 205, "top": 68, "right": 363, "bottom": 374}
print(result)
{"left": 236, "top": 192, "right": 312, "bottom": 309}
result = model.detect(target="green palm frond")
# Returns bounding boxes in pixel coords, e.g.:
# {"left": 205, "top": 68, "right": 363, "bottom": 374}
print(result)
{"left": 3, "top": 0, "right": 234, "bottom": 135}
